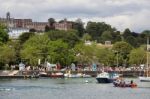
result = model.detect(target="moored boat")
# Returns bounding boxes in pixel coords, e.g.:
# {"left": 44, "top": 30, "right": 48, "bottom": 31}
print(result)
{"left": 39, "top": 72, "right": 64, "bottom": 78}
{"left": 139, "top": 76, "right": 150, "bottom": 82}
{"left": 96, "top": 72, "right": 119, "bottom": 83}
{"left": 50, "top": 72, "right": 64, "bottom": 78}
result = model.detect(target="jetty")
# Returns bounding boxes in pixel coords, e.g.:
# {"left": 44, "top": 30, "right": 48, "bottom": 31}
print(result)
{"left": 0, "top": 70, "right": 39, "bottom": 79}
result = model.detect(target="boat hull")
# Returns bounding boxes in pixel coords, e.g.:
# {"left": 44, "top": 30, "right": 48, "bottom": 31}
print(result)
{"left": 139, "top": 77, "right": 150, "bottom": 82}
{"left": 113, "top": 82, "right": 137, "bottom": 88}
{"left": 50, "top": 74, "right": 64, "bottom": 78}
{"left": 96, "top": 78, "right": 113, "bottom": 83}
{"left": 39, "top": 73, "right": 64, "bottom": 78}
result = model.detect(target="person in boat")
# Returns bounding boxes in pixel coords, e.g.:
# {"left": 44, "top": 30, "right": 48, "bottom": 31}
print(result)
{"left": 130, "top": 80, "right": 133, "bottom": 84}
{"left": 130, "top": 80, "right": 137, "bottom": 88}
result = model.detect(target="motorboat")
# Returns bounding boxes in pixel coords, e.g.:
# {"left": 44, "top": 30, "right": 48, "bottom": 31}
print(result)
{"left": 139, "top": 76, "right": 150, "bottom": 82}
{"left": 50, "top": 72, "right": 64, "bottom": 78}
{"left": 39, "top": 72, "right": 48, "bottom": 77}
{"left": 113, "top": 80, "right": 137, "bottom": 88}
{"left": 82, "top": 74, "right": 91, "bottom": 78}
{"left": 39, "top": 72, "right": 64, "bottom": 78}
{"left": 96, "top": 72, "right": 119, "bottom": 83}
{"left": 64, "top": 73, "right": 82, "bottom": 78}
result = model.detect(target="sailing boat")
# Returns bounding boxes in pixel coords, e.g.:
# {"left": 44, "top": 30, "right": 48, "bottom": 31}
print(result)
{"left": 139, "top": 37, "right": 150, "bottom": 82}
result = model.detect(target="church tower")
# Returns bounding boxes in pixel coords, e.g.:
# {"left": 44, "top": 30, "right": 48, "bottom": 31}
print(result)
{"left": 6, "top": 12, "right": 10, "bottom": 21}
{"left": 6, "top": 12, "right": 14, "bottom": 28}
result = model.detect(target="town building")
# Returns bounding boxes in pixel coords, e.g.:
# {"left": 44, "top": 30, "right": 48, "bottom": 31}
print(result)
{"left": 0, "top": 12, "right": 73, "bottom": 39}
{"left": 8, "top": 27, "right": 29, "bottom": 39}
{"left": 54, "top": 19, "right": 72, "bottom": 31}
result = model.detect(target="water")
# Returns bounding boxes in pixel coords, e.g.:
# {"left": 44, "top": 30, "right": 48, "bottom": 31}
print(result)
{"left": 0, "top": 78, "right": 150, "bottom": 99}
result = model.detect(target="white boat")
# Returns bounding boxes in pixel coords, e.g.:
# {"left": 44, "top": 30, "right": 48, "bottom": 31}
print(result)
{"left": 82, "top": 74, "right": 91, "bottom": 78}
{"left": 139, "top": 37, "right": 150, "bottom": 82}
{"left": 139, "top": 76, "right": 150, "bottom": 82}
{"left": 64, "top": 73, "right": 83, "bottom": 78}
{"left": 64, "top": 71, "right": 91, "bottom": 78}
{"left": 96, "top": 72, "right": 119, "bottom": 83}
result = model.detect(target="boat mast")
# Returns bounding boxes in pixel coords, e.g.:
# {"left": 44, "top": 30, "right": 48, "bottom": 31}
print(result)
{"left": 147, "top": 37, "right": 149, "bottom": 77}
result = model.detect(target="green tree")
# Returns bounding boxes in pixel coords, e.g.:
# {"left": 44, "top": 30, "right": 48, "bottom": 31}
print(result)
{"left": 74, "top": 43, "right": 97, "bottom": 64}
{"left": 46, "top": 30, "right": 80, "bottom": 48}
{"left": 72, "top": 18, "right": 85, "bottom": 37}
{"left": 0, "top": 24, "right": 9, "bottom": 43}
{"left": 47, "top": 40, "right": 74, "bottom": 66}
{"left": 111, "top": 31, "right": 122, "bottom": 43}
{"left": 7, "top": 40, "right": 22, "bottom": 64}
{"left": 20, "top": 34, "right": 50, "bottom": 66}
{"left": 112, "top": 41, "right": 133, "bottom": 66}
{"left": 20, "top": 34, "right": 74, "bottom": 66}
{"left": 0, "top": 44, "right": 16, "bottom": 69}
{"left": 129, "top": 48, "right": 146, "bottom": 65}
{"left": 125, "top": 36, "right": 137, "bottom": 47}
{"left": 142, "top": 30, "right": 150, "bottom": 36}
{"left": 29, "top": 28, "right": 36, "bottom": 32}
{"left": 82, "top": 33, "right": 92, "bottom": 41}
{"left": 19, "top": 32, "right": 35, "bottom": 44}
{"left": 48, "top": 18, "right": 55, "bottom": 29}
{"left": 122, "top": 28, "right": 132, "bottom": 39}
{"left": 96, "top": 48, "right": 115, "bottom": 66}
{"left": 137, "top": 30, "right": 150, "bottom": 45}
{"left": 45, "top": 25, "right": 50, "bottom": 32}
{"left": 86, "top": 22, "right": 115, "bottom": 41}
{"left": 100, "top": 31, "right": 113, "bottom": 43}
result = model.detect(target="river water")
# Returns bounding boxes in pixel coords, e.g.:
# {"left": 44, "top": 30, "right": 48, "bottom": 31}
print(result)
{"left": 0, "top": 78, "right": 150, "bottom": 99}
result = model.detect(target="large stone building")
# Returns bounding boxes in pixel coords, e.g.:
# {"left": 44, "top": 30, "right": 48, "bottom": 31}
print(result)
{"left": 0, "top": 12, "right": 73, "bottom": 39}
{"left": 54, "top": 19, "right": 72, "bottom": 31}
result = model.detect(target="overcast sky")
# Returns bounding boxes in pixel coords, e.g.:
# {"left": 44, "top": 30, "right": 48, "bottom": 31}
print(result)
{"left": 0, "top": 0, "right": 150, "bottom": 32}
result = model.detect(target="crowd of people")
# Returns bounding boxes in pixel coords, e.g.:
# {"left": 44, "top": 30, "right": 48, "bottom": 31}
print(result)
{"left": 9, "top": 63, "right": 149, "bottom": 72}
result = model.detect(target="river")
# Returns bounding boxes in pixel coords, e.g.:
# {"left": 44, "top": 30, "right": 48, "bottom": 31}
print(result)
{"left": 0, "top": 78, "right": 150, "bottom": 99}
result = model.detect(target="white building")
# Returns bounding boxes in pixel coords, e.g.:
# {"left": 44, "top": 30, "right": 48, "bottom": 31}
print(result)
{"left": 8, "top": 27, "right": 29, "bottom": 39}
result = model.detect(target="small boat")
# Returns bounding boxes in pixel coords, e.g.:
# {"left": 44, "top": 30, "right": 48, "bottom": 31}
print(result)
{"left": 96, "top": 72, "right": 119, "bottom": 83}
{"left": 139, "top": 76, "right": 150, "bottom": 82}
{"left": 64, "top": 73, "right": 82, "bottom": 78}
{"left": 113, "top": 80, "right": 137, "bottom": 88}
{"left": 64, "top": 70, "right": 84, "bottom": 78}
{"left": 82, "top": 74, "right": 91, "bottom": 78}
{"left": 50, "top": 72, "right": 64, "bottom": 78}
{"left": 39, "top": 72, "right": 64, "bottom": 78}
{"left": 39, "top": 72, "right": 49, "bottom": 77}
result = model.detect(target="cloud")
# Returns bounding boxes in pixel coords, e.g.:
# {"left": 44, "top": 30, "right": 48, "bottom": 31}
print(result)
{"left": 0, "top": 0, "right": 150, "bottom": 32}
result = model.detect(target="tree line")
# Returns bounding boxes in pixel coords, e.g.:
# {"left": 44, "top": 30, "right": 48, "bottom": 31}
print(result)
{"left": 0, "top": 20, "right": 150, "bottom": 70}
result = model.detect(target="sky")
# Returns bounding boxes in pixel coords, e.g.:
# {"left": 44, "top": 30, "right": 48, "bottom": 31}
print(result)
{"left": 0, "top": 0, "right": 150, "bottom": 32}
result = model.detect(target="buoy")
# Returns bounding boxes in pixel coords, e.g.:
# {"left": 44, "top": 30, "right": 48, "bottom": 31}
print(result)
{"left": 85, "top": 80, "right": 89, "bottom": 83}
